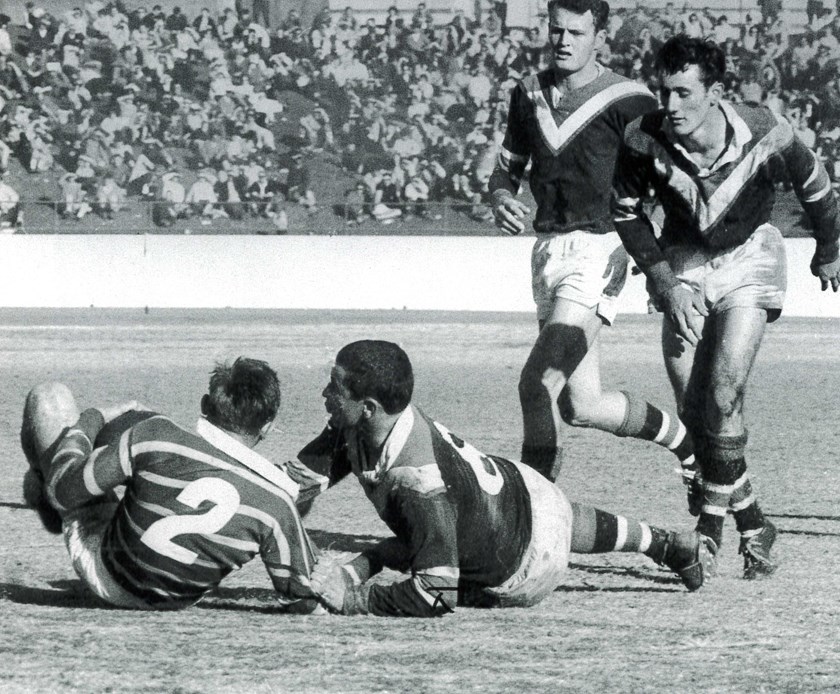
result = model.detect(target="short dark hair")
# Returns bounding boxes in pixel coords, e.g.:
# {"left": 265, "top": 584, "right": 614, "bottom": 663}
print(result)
{"left": 547, "top": 0, "right": 610, "bottom": 33}
{"left": 204, "top": 357, "right": 281, "bottom": 436}
{"left": 335, "top": 341, "right": 414, "bottom": 415}
{"left": 655, "top": 35, "right": 726, "bottom": 88}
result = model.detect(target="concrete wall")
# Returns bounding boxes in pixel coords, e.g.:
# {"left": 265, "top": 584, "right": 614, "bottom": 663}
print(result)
{"left": 1, "top": 235, "right": 837, "bottom": 317}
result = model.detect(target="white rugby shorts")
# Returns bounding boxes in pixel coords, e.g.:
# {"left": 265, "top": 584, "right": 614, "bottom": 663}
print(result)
{"left": 482, "top": 462, "right": 572, "bottom": 607}
{"left": 655, "top": 223, "right": 787, "bottom": 318}
{"left": 63, "top": 502, "right": 154, "bottom": 610}
{"left": 531, "top": 230, "right": 629, "bottom": 325}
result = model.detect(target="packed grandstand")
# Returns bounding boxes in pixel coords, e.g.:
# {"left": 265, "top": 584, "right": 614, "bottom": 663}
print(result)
{"left": 0, "top": 0, "right": 838, "bottom": 233}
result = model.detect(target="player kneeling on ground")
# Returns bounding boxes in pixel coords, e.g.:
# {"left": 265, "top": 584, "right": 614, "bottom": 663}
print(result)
{"left": 299, "top": 341, "right": 714, "bottom": 617}
{"left": 20, "top": 357, "right": 320, "bottom": 611}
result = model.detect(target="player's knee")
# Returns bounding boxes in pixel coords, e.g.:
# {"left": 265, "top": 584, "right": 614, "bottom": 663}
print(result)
{"left": 558, "top": 390, "right": 600, "bottom": 428}
{"left": 707, "top": 380, "right": 745, "bottom": 420}
{"left": 22, "top": 382, "right": 79, "bottom": 459}
{"left": 24, "top": 382, "right": 77, "bottom": 423}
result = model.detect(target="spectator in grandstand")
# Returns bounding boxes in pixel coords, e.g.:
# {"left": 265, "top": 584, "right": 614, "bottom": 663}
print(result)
{"left": 372, "top": 170, "right": 402, "bottom": 222}
{"left": 265, "top": 191, "right": 288, "bottom": 232}
{"left": 0, "top": 169, "right": 21, "bottom": 231}
{"left": 19, "top": 359, "right": 320, "bottom": 611}
{"left": 404, "top": 172, "right": 430, "bottom": 217}
{"left": 246, "top": 168, "right": 276, "bottom": 216}
{"left": 95, "top": 174, "right": 126, "bottom": 220}
{"left": 296, "top": 340, "right": 713, "bottom": 617}
{"left": 153, "top": 169, "right": 186, "bottom": 227}
{"left": 286, "top": 150, "right": 316, "bottom": 212}
{"left": 185, "top": 168, "right": 220, "bottom": 222}
{"left": 0, "top": 14, "right": 13, "bottom": 57}
{"left": 343, "top": 180, "right": 369, "bottom": 225}
{"left": 214, "top": 166, "right": 245, "bottom": 220}
{"left": 252, "top": 0, "right": 270, "bottom": 28}
{"left": 58, "top": 170, "right": 89, "bottom": 220}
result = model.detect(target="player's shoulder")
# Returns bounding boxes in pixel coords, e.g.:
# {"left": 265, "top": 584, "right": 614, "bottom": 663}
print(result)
{"left": 596, "top": 69, "right": 657, "bottom": 104}
{"left": 129, "top": 413, "right": 192, "bottom": 442}
{"left": 384, "top": 463, "right": 447, "bottom": 498}
{"left": 518, "top": 68, "right": 551, "bottom": 96}
{"left": 725, "top": 100, "right": 792, "bottom": 142}
{"left": 622, "top": 108, "right": 667, "bottom": 153}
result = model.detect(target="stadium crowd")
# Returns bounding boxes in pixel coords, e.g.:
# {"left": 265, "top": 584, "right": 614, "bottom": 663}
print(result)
{"left": 1, "top": 0, "right": 840, "bottom": 232}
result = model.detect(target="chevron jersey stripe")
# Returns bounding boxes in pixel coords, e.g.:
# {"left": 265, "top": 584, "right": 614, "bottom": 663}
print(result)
{"left": 523, "top": 75, "right": 655, "bottom": 155}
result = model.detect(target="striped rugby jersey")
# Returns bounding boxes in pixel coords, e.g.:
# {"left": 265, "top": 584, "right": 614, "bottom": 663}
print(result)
{"left": 489, "top": 66, "right": 657, "bottom": 235}
{"left": 47, "top": 409, "right": 317, "bottom": 608}
{"left": 297, "top": 405, "right": 532, "bottom": 617}
{"left": 613, "top": 100, "right": 840, "bottom": 291}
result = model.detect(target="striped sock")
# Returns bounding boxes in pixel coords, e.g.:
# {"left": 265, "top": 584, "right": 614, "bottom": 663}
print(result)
{"left": 695, "top": 432, "right": 748, "bottom": 547}
{"left": 616, "top": 391, "right": 695, "bottom": 469}
{"left": 570, "top": 502, "right": 658, "bottom": 555}
{"left": 729, "top": 470, "right": 765, "bottom": 537}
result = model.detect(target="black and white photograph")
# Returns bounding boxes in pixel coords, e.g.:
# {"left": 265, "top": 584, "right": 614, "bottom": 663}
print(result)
{"left": 1, "top": 0, "right": 839, "bottom": 691}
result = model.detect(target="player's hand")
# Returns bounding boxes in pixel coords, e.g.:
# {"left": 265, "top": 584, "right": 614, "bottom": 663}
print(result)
{"left": 96, "top": 400, "right": 151, "bottom": 424}
{"left": 491, "top": 192, "right": 530, "bottom": 235}
{"left": 310, "top": 559, "right": 357, "bottom": 614}
{"left": 811, "top": 256, "right": 840, "bottom": 292}
{"left": 661, "top": 285, "right": 707, "bottom": 347}
{"left": 601, "top": 246, "right": 629, "bottom": 298}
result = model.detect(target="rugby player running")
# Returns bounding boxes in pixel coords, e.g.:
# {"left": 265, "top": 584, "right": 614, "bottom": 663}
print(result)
{"left": 612, "top": 36, "right": 840, "bottom": 577}
{"left": 489, "top": 0, "right": 699, "bottom": 505}
{"left": 300, "top": 340, "right": 714, "bottom": 618}
{"left": 21, "top": 358, "right": 320, "bottom": 610}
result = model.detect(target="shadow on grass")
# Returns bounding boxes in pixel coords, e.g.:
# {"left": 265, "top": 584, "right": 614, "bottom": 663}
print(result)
{"left": 560, "top": 562, "right": 682, "bottom": 593}
{"left": 307, "top": 529, "right": 389, "bottom": 553}
{"left": 197, "top": 586, "right": 316, "bottom": 614}
{"left": 0, "top": 579, "right": 112, "bottom": 608}
{"left": 777, "top": 529, "right": 840, "bottom": 537}
{"left": 768, "top": 513, "right": 840, "bottom": 522}
{"left": 0, "top": 502, "right": 29, "bottom": 510}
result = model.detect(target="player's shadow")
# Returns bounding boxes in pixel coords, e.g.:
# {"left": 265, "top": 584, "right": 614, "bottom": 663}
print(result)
{"left": 307, "top": 529, "right": 389, "bottom": 553}
{"left": 0, "top": 580, "right": 115, "bottom": 609}
{"left": 557, "top": 562, "right": 682, "bottom": 593}
{"left": 0, "top": 501, "right": 29, "bottom": 510}
{"left": 767, "top": 514, "right": 840, "bottom": 537}
{"left": 197, "top": 587, "right": 316, "bottom": 614}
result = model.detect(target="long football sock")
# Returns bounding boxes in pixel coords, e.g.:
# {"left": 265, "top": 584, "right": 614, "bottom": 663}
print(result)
{"left": 616, "top": 391, "right": 695, "bottom": 472}
{"left": 695, "top": 432, "right": 748, "bottom": 547}
{"left": 729, "top": 470, "right": 766, "bottom": 538}
{"left": 570, "top": 502, "right": 668, "bottom": 557}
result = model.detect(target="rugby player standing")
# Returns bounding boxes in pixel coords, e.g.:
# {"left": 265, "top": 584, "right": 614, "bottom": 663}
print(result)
{"left": 20, "top": 358, "right": 320, "bottom": 610}
{"left": 489, "top": 0, "right": 698, "bottom": 499}
{"left": 612, "top": 36, "right": 840, "bottom": 577}
{"left": 301, "top": 341, "right": 714, "bottom": 617}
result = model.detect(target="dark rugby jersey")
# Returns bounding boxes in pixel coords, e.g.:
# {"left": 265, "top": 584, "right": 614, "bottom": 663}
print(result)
{"left": 613, "top": 100, "right": 840, "bottom": 292}
{"left": 48, "top": 410, "right": 316, "bottom": 608}
{"left": 298, "top": 405, "right": 532, "bottom": 617}
{"left": 489, "top": 66, "right": 656, "bottom": 235}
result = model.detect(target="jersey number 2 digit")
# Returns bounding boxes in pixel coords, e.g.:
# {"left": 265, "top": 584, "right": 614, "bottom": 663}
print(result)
{"left": 140, "top": 478, "right": 241, "bottom": 564}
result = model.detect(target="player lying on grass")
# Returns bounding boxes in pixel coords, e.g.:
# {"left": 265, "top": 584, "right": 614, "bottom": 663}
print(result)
{"left": 298, "top": 340, "right": 715, "bottom": 618}
{"left": 20, "top": 357, "right": 321, "bottom": 611}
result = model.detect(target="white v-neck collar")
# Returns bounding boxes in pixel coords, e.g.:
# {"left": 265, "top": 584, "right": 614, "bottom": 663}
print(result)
{"left": 196, "top": 417, "right": 299, "bottom": 500}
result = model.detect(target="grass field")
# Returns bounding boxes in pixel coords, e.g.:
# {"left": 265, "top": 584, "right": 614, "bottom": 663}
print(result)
{"left": 1, "top": 309, "right": 839, "bottom": 693}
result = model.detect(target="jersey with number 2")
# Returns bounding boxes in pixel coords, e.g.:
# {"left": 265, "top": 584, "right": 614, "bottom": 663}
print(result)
{"left": 51, "top": 413, "right": 316, "bottom": 607}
